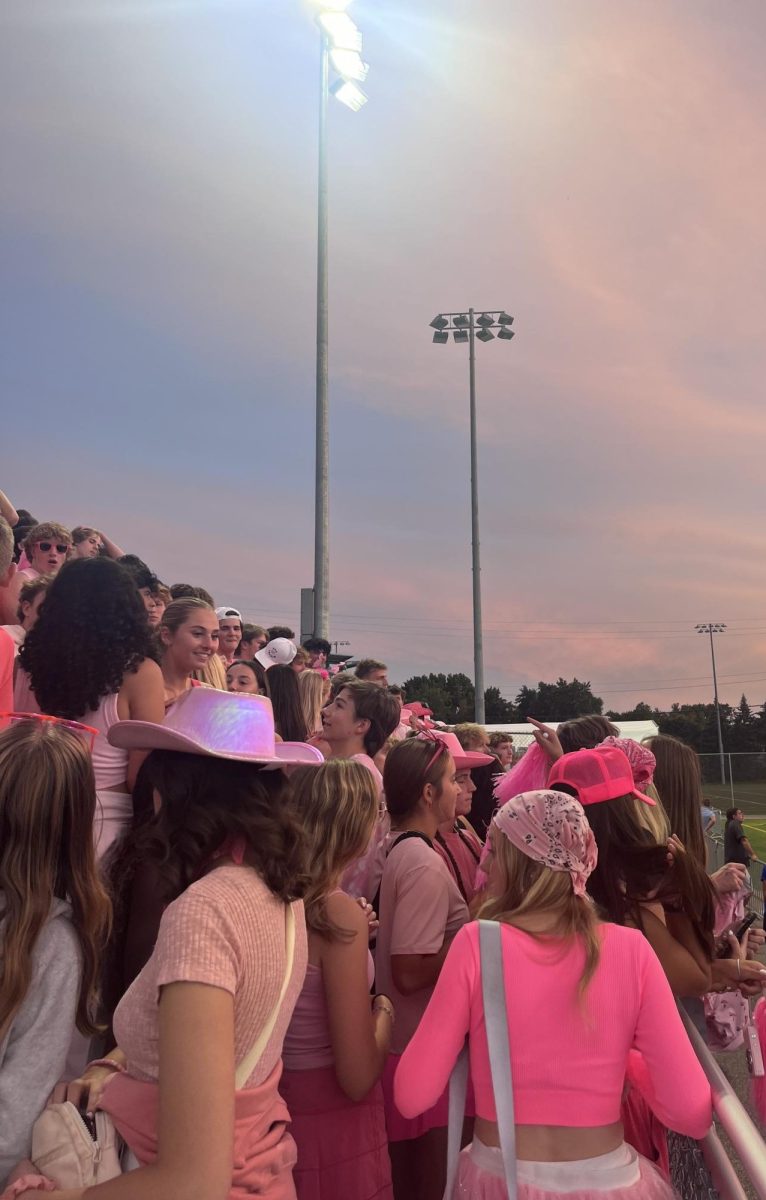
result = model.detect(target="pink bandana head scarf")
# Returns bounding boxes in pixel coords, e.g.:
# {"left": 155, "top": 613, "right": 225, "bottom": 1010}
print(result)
{"left": 492, "top": 789, "right": 598, "bottom": 897}
{"left": 599, "top": 736, "right": 656, "bottom": 792}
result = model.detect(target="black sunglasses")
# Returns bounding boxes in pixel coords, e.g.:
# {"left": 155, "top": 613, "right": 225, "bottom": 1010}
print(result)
{"left": 37, "top": 542, "right": 69, "bottom": 554}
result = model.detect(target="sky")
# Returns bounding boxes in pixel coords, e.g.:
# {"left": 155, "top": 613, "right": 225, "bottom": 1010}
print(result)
{"left": 2, "top": 0, "right": 766, "bottom": 714}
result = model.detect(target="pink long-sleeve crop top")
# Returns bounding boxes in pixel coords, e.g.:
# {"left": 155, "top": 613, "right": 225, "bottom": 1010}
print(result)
{"left": 394, "top": 920, "right": 712, "bottom": 1139}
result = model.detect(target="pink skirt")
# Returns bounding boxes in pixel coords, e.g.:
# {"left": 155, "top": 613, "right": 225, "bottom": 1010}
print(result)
{"left": 280, "top": 1065, "right": 392, "bottom": 1200}
{"left": 453, "top": 1140, "right": 676, "bottom": 1199}
{"left": 382, "top": 1053, "right": 451, "bottom": 1142}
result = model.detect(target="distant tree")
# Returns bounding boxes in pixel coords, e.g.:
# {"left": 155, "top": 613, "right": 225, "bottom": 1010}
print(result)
{"left": 484, "top": 686, "right": 517, "bottom": 724}
{"left": 515, "top": 677, "right": 603, "bottom": 721}
{"left": 402, "top": 672, "right": 475, "bottom": 723}
{"left": 401, "top": 674, "right": 517, "bottom": 724}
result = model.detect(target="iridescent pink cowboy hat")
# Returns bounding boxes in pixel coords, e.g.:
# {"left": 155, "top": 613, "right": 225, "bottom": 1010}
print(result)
{"left": 108, "top": 687, "right": 323, "bottom": 769}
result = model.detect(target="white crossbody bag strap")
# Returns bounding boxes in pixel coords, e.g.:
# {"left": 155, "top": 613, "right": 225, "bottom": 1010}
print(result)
{"left": 234, "top": 903, "right": 296, "bottom": 1090}
{"left": 479, "top": 919, "right": 518, "bottom": 1198}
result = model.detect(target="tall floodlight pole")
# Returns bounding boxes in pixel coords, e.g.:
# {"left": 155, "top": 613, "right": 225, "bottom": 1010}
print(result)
{"left": 430, "top": 310, "right": 516, "bottom": 723}
{"left": 695, "top": 622, "right": 727, "bottom": 784}
{"left": 312, "top": 3, "right": 369, "bottom": 639}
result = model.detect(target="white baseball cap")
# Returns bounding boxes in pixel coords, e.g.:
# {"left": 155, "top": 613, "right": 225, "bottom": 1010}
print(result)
{"left": 254, "top": 637, "right": 297, "bottom": 669}
{"left": 215, "top": 606, "right": 242, "bottom": 622}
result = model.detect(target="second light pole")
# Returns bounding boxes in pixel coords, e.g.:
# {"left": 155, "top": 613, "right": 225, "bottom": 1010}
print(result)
{"left": 430, "top": 309, "right": 515, "bottom": 723}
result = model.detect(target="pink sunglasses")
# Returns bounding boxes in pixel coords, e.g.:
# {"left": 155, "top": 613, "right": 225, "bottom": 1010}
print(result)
{"left": 0, "top": 711, "right": 99, "bottom": 752}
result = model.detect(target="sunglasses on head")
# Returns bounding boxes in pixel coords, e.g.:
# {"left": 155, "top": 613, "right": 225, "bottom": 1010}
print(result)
{"left": 37, "top": 541, "right": 69, "bottom": 554}
{"left": 0, "top": 711, "right": 99, "bottom": 751}
{"left": 417, "top": 730, "right": 449, "bottom": 777}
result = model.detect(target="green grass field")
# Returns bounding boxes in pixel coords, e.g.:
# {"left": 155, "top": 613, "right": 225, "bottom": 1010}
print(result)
{"left": 742, "top": 819, "right": 766, "bottom": 862}
{"left": 704, "top": 780, "right": 766, "bottom": 816}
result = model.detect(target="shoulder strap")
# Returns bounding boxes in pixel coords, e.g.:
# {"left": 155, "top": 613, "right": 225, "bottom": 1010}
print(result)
{"left": 390, "top": 830, "right": 433, "bottom": 851}
{"left": 479, "top": 920, "right": 518, "bottom": 1198}
{"left": 234, "top": 903, "right": 296, "bottom": 1090}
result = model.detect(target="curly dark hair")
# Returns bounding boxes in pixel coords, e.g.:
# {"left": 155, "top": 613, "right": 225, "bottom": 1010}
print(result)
{"left": 100, "top": 751, "right": 308, "bottom": 1025}
{"left": 19, "top": 558, "right": 157, "bottom": 719}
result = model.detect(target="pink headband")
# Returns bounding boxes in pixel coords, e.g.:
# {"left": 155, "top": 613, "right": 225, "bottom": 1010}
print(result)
{"left": 492, "top": 789, "right": 598, "bottom": 898}
{"left": 600, "top": 736, "right": 656, "bottom": 791}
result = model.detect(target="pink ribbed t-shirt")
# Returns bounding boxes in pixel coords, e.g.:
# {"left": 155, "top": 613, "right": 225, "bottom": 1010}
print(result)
{"left": 113, "top": 865, "right": 308, "bottom": 1088}
{"left": 394, "top": 921, "right": 712, "bottom": 1139}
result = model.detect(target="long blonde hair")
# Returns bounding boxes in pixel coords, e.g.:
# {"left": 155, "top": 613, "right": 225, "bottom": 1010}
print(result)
{"left": 193, "top": 651, "right": 227, "bottom": 689}
{"left": 298, "top": 669, "right": 326, "bottom": 737}
{"left": 0, "top": 721, "right": 112, "bottom": 1041}
{"left": 479, "top": 829, "right": 601, "bottom": 994}
{"left": 290, "top": 760, "right": 378, "bottom": 941}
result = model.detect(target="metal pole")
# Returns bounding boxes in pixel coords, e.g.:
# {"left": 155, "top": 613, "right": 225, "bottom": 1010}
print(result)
{"left": 313, "top": 33, "right": 330, "bottom": 639}
{"left": 468, "top": 308, "right": 485, "bottom": 723}
{"left": 709, "top": 626, "right": 726, "bottom": 785}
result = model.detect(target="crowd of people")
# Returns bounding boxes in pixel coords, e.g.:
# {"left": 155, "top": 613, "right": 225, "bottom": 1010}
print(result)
{"left": 1, "top": 500, "right": 765, "bottom": 1200}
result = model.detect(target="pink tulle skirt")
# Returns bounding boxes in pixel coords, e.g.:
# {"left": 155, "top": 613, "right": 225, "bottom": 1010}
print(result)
{"left": 453, "top": 1140, "right": 677, "bottom": 1199}
{"left": 280, "top": 1064, "right": 392, "bottom": 1200}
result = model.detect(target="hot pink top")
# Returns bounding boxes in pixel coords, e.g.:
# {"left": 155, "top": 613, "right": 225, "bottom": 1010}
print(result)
{"left": 113, "top": 865, "right": 308, "bottom": 1088}
{"left": 283, "top": 951, "right": 375, "bottom": 1071}
{"left": 394, "top": 921, "right": 712, "bottom": 1137}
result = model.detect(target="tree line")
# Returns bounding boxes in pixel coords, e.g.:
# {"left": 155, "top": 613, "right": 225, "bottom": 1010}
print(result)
{"left": 401, "top": 674, "right": 766, "bottom": 758}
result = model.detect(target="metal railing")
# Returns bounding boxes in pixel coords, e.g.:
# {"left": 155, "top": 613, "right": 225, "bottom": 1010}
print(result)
{"left": 679, "top": 1007, "right": 766, "bottom": 1199}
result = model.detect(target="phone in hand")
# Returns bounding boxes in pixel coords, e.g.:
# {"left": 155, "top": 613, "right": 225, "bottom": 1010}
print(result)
{"left": 715, "top": 911, "right": 757, "bottom": 957}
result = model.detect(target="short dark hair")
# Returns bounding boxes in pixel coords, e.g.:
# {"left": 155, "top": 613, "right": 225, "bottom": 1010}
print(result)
{"left": 242, "top": 623, "right": 268, "bottom": 643}
{"left": 118, "top": 554, "right": 159, "bottom": 593}
{"left": 268, "top": 625, "right": 296, "bottom": 641}
{"left": 169, "top": 583, "right": 215, "bottom": 607}
{"left": 726, "top": 807, "right": 740, "bottom": 822}
{"left": 355, "top": 658, "right": 387, "bottom": 680}
{"left": 342, "top": 680, "right": 399, "bottom": 758}
{"left": 303, "top": 637, "right": 331, "bottom": 658}
{"left": 388, "top": 684, "right": 405, "bottom": 698}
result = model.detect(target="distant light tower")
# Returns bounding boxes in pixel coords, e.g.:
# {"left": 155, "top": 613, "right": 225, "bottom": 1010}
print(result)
{"left": 429, "top": 309, "right": 515, "bottom": 723}
{"left": 695, "top": 622, "right": 727, "bottom": 784}
{"left": 313, "top": 1, "right": 369, "bottom": 639}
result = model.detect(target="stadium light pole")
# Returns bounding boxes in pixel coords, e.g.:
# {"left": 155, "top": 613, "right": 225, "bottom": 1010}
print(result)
{"left": 695, "top": 622, "right": 727, "bottom": 785}
{"left": 312, "top": 2, "right": 369, "bottom": 640}
{"left": 429, "top": 310, "right": 515, "bottom": 723}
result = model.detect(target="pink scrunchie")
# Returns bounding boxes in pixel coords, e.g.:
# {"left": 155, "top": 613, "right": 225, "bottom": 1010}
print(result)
{"left": 493, "top": 789, "right": 598, "bottom": 897}
{"left": 600, "top": 736, "right": 655, "bottom": 791}
{"left": 1, "top": 1175, "right": 55, "bottom": 1198}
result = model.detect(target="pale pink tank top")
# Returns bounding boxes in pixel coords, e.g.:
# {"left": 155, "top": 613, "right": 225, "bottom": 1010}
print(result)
{"left": 282, "top": 951, "right": 375, "bottom": 1071}
{"left": 13, "top": 670, "right": 129, "bottom": 791}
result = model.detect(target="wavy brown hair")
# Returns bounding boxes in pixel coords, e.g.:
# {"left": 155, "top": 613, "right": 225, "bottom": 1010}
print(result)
{"left": 290, "top": 761, "right": 378, "bottom": 941}
{"left": 111, "top": 750, "right": 307, "bottom": 907}
{"left": 479, "top": 828, "right": 601, "bottom": 996}
{"left": 0, "top": 720, "right": 111, "bottom": 1041}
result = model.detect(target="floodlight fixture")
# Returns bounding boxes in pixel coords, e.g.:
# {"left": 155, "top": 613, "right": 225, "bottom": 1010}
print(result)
{"left": 497, "top": 327, "right": 515, "bottom": 340}
{"left": 453, "top": 313, "right": 469, "bottom": 328}
{"left": 318, "top": 11, "right": 362, "bottom": 50}
{"left": 497, "top": 312, "right": 514, "bottom": 325}
{"left": 453, "top": 329, "right": 469, "bottom": 344}
{"left": 476, "top": 328, "right": 494, "bottom": 342}
{"left": 476, "top": 313, "right": 494, "bottom": 327}
{"left": 330, "top": 48, "right": 369, "bottom": 81}
{"left": 331, "top": 78, "right": 367, "bottom": 110}
{"left": 432, "top": 329, "right": 449, "bottom": 344}
{"left": 430, "top": 315, "right": 449, "bottom": 330}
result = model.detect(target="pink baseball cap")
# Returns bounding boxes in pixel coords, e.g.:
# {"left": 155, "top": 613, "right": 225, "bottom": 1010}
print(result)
{"left": 422, "top": 730, "right": 494, "bottom": 772}
{"left": 108, "top": 687, "right": 322, "bottom": 769}
{"left": 547, "top": 746, "right": 656, "bottom": 807}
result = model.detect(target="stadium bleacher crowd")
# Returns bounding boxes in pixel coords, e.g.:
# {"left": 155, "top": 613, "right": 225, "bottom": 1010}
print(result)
{"left": 2, "top": 498, "right": 766, "bottom": 1200}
